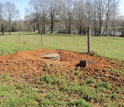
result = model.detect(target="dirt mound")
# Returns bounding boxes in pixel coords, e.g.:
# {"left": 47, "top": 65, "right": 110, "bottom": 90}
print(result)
{"left": 0, "top": 49, "right": 124, "bottom": 87}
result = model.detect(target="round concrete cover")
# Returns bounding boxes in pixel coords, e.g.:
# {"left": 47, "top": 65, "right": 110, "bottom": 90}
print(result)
{"left": 40, "top": 52, "right": 60, "bottom": 60}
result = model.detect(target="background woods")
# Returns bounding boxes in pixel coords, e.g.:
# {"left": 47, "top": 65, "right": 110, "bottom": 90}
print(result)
{"left": 0, "top": 0, "right": 124, "bottom": 36}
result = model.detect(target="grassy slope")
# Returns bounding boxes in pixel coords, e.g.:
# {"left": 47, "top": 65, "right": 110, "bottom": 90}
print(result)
{"left": 0, "top": 32, "right": 124, "bottom": 60}
{"left": 0, "top": 72, "right": 123, "bottom": 107}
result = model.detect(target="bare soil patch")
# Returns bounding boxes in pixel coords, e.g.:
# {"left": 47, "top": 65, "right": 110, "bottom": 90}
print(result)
{"left": 0, "top": 49, "right": 123, "bottom": 88}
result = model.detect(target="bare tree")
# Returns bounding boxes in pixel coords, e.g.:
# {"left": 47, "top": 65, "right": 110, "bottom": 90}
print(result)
{"left": 47, "top": 0, "right": 60, "bottom": 33}
{"left": 0, "top": 3, "right": 5, "bottom": 35}
{"left": 85, "top": 0, "right": 94, "bottom": 28}
{"left": 74, "top": 0, "right": 86, "bottom": 35}
{"left": 60, "top": 0, "right": 74, "bottom": 34}
{"left": 29, "top": 0, "right": 48, "bottom": 34}
{"left": 29, "top": 0, "right": 41, "bottom": 33}
{"left": 110, "top": 7, "right": 119, "bottom": 36}
{"left": 25, "top": 0, "right": 121, "bottom": 36}
{"left": 104, "top": 0, "right": 120, "bottom": 36}
{"left": 38, "top": 0, "right": 48, "bottom": 33}
{"left": 25, "top": 14, "right": 37, "bottom": 32}
{"left": 5, "top": 2, "right": 19, "bottom": 35}
{"left": 94, "top": 0, "right": 105, "bottom": 35}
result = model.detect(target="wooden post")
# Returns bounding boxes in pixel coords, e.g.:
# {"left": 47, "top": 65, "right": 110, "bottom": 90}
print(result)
{"left": 88, "top": 27, "right": 91, "bottom": 53}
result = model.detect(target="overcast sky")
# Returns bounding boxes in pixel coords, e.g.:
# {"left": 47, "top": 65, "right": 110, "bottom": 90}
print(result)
{"left": 0, "top": 0, "right": 124, "bottom": 20}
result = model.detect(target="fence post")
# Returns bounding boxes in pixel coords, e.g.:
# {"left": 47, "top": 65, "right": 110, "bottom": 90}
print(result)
{"left": 88, "top": 27, "right": 91, "bottom": 53}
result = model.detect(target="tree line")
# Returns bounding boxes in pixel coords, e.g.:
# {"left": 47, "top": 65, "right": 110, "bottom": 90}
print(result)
{"left": 0, "top": 0, "right": 124, "bottom": 36}
{"left": 25, "top": 0, "right": 123, "bottom": 36}
{"left": 0, "top": 2, "right": 19, "bottom": 35}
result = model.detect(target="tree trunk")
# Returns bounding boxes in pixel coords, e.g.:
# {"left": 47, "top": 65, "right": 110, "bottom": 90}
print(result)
{"left": 65, "top": 20, "right": 68, "bottom": 33}
{"left": 68, "top": 16, "right": 72, "bottom": 34}
{"left": 33, "top": 26, "right": 36, "bottom": 32}
{"left": 9, "top": 18, "right": 11, "bottom": 35}
{"left": 99, "top": 20, "right": 102, "bottom": 36}
{"left": 94, "top": 21, "right": 97, "bottom": 36}
{"left": 105, "top": 12, "right": 109, "bottom": 36}
{"left": 37, "top": 14, "right": 42, "bottom": 34}
{"left": 43, "top": 16, "right": 46, "bottom": 33}
{"left": 2, "top": 24, "right": 5, "bottom": 35}
{"left": 105, "top": 19, "right": 108, "bottom": 36}
{"left": 79, "top": 25, "right": 82, "bottom": 35}
{"left": 68, "top": 23, "right": 71, "bottom": 34}
{"left": 38, "top": 23, "right": 41, "bottom": 34}
{"left": 51, "top": 15, "right": 54, "bottom": 34}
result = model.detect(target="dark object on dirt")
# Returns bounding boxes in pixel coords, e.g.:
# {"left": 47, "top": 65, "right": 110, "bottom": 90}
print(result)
{"left": 79, "top": 60, "right": 87, "bottom": 67}
{"left": 40, "top": 52, "right": 60, "bottom": 60}
{"left": 76, "top": 60, "right": 96, "bottom": 68}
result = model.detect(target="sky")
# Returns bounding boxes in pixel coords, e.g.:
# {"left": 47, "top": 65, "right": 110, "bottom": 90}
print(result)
{"left": 119, "top": 0, "right": 124, "bottom": 15}
{"left": 0, "top": 0, "right": 124, "bottom": 20}
{"left": 0, "top": 0, "right": 30, "bottom": 20}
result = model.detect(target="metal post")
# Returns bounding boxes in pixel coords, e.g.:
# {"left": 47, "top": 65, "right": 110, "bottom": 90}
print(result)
{"left": 88, "top": 27, "right": 91, "bottom": 53}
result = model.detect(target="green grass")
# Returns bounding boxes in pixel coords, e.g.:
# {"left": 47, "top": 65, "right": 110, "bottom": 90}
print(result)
{"left": 0, "top": 41, "right": 39, "bottom": 56}
{"left": 85, "top": 77, "right": 96, "bottom": 84}
{"left": 68, "top": 99, "right": 90, "bottom": 107}
{"left": 97, "top": 82, "right": 111, "bottom": 91}
{"left": 0, "top": 74, "right": 37, "bottom": 107}
{"left": 0, "top": 32, "right": 124, "bottom": 60}
{"left": 0, "top": 72, "right": 123, "bottom": 107}
{"left": 110, "top": 69, "right": 124, "bottom": 77}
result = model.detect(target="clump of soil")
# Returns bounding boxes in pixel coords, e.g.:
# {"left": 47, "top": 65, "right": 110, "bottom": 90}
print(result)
{"left": 0, "top": 49, "right": 123, "bottom": 87}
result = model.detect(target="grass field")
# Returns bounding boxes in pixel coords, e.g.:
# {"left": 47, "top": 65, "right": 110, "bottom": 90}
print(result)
{"left": 0, "top": 32, "right": 124, "bottom": 60}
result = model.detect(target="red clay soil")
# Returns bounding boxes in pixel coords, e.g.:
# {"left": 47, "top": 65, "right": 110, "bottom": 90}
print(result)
{"left": 0, "top": 49, "right": 124, "bottom": 87}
